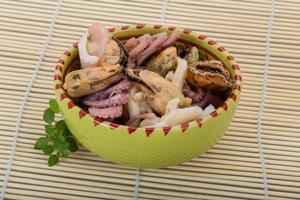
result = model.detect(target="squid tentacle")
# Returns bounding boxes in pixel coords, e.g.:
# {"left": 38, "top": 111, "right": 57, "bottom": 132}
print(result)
{"left": 89, "top": 106, "right": 123, "bottom": 119}
{"left": 84, "top": 79, "right": 131, "bottom": 101}
{"left": 161, "top": 31, "right": 180, "bottom": 49}
{"left": 84, "top": 93, "right": 129, "bottom": 108}
{"left": 136, "top": 33, "right": 168, "bottom": 65}
{"left": 129, "top": 34, "right": 151, "bottom": 60}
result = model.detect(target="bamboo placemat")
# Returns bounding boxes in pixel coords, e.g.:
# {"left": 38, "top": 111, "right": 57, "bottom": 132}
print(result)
{"left": 0, "top": 0, "right": 299, "bottom": 199}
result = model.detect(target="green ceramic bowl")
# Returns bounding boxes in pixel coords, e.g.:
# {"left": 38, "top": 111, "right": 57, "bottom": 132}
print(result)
{"left": 54, "top": 24, "right": 242, "bottom": 168}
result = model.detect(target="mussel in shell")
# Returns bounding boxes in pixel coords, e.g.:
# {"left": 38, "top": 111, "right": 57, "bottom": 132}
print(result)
{"left": 126, "top": 69, "right": 191, "bottom": 115}
{"left": 63, "top": 64, "right": 123, "bottom": 97}
{"left": 145, "top": 47, "right": 177, "bottom": 76}
{"left": 99, "top": 38, "right": 129, "bottom": 67}
{"left": 186, "top": 60, "right": 233, "bottom": 91}
{"left": 185, "top": 46, "right": 199, "bottom": 65}
{"left": 125, "top": 68, "right": 154, "bottom": 93}
{"left": 78, "top": 22, "right": 129, "bottom": 68}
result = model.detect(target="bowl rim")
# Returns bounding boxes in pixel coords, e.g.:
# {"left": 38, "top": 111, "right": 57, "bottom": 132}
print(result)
{"left": 54, "top": 24, "right": 242, "bottom": 136}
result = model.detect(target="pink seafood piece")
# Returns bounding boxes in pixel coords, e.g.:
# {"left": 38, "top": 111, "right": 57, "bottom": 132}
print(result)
{"left": 124, "top": 37, "right": 138, "bottom": 49}
{"left": 84, "top": 79, "right": 131, "bottom": 119}
{"left": 161, "top": 31, "right": 180, "bottom": 49}
{"left": 79, "top": 22, "right": 112, "bottom": 68}
{"left": 183, "top": 84, "right": 205, "bottom": 103}
{"left": 124, "top": 31, "right": 180, "bottom": 67}
{"left": 84, "top": 93, "right": 129, "bottom": 108}
{"left": 136, "top": 32, "right": 169, "bottom": 65}
{"left": 83, "top": 79, "right": 131, "bottom": 101}
{"left": 89, "top": 106, "right": 123, "bottom": 119}
{"left": 200, "top": 91, "right": 223, "bottom": 109}
{"left": 183, "top": 84, "right": 223, "bottom": 109}
{"left": 107, "top": 80, "right": 131, "bottom": 97}
{"left": 87, "top": 22, "right": 112, "bottom": 58}
{"left": 128, "top": 34, "right": 151, "bottom": 61}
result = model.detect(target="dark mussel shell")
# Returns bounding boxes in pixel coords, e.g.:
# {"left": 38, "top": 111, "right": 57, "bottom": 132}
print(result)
{"left": 113, "top": 37, "right": 129, "bottom": 67}
{"left": 124, "top": 68, "right": 155, "bottom": 93}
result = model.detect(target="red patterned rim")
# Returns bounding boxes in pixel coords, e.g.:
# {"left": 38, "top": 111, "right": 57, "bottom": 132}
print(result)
{"left": 54, "top": 24, "right": 242, "bottom": 137}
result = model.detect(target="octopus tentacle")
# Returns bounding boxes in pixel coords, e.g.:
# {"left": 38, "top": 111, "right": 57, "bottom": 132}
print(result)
{"left": 84, "top": 93, "right": 129, "bottom": 108}
{"left": 124, "top": 32, "right": 180, "bottom": 66}
{"left": 151, "top": 32, "right": 168, "bottom": 40}
{"left": 89, "top": 106, "right": 123, "bottom": 118}
{"left": 84, "top": 79, "right": 131, "bottom": 119}
{"left": 195, "top": 91, "right": 210, "bottom": 108}
{"left": 161, "top": 31, "right": 180, "bottom": 49}
{"left": 102, "top": 79, "right": 131, "bottom": 97}
{"left": 183, "top": 84, "right": 205, "bottom": 103}
{"left": 84, "top": 91, "right": 106, "bottom": 101}
{"left": 108, "top": 90, "right": 122, "bottom": 98}
{"left": 183, "top": 84, "right": 222, "bottom": 109}
{"left": 137, "top": 34, "right": 151, "bottom": 42}
{"left": 84, "top": 79, "right": 131, "bottom": 101}
{"left": 140, "top": 33, "right": 168, "bottom": 56}
{"left": 129, "top": 34, "right": 151, "bottom": 59}
{"left": 124, "top": 37, "right": 138, "bottom": 51}
{"left": 136, "top": 33, "right": 169, "bottom": 65}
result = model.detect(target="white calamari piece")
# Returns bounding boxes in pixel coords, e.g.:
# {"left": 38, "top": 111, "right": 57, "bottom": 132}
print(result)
{"left": 139, "top": 115, "right": 161, "bottom": 127}
{"left": 202, "top": 104, "right": 215, "bottom": 116}
{"left": 165, "top": 71, "right": 175, "bottom": 82}
{"left": 162, "top": 106, "right": 203, "bottom": 127}
{"left": 128, "top": 86, "right": 141, "bottom": 119}
{"left": 127, "top": 86, "right": 141, "bottom": 127}
{"left": 78, "top": 22, "right": 112, "bottom": 68}
{"left": 165, "top": 97, "right": 180, "bottom": 114}
{"left": 141, "top": 97, "right": 204, "bottom": 128}
{"left": 79, "top": 31, "right": 100, "bottom": 68}
{"left": 172, "top": 57, "right": 188, "bottom": 90}
{"left": 140, "top": 99, "right": 217, "bottom": 128}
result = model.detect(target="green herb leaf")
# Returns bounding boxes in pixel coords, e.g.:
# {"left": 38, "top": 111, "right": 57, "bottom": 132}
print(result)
{"left": 45, "top": 125, "right": 54, "bottom": 134}
{"left": 36, "top": 102, "right": 78, "bottom": 167}
{"left": 66, "top": 137, "right": 78, "bottom": 152}
{"left": 56, "top": 120, "right": 67, "bottom": 134}
{"left": 48, "top": 154, "right": 59, "bottom": 167}
{"left": 56, "top": 133, "right": 66, "bottom": 143}
{"left": 53, "top": 140, "right": 69, "bottom": 151}
{"left": 43, "top": 145, "right": 54, "bottom": 155}
{"left": 62, "top": 128, "right": 71, "bottom": 137}
{"left": 43, "top": 108, "right": 54, "bottom": 124}
{"left": 34, "top": 137, "right": 48, "bottom": 150}
{"left": 49, "top": 99, "right": 59, "bottom": 113}
{"left": 53, "top": 140, "right": 63, "bottom": 150}
{"left": 61, "top": 149, "right": 71, "bottom": 157}
{"left": 45, "top": 125, "right": 56, "bottom": 140}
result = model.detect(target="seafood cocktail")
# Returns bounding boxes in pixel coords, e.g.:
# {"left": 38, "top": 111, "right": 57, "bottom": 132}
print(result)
{"left": 54, "top": 23, "right": 241, "bottom": 168}
{"left": 63, "top": 22, "right": 234, "bottom": 127}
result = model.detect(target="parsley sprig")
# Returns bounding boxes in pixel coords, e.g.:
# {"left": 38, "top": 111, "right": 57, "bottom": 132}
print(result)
{"left": 34, "top": 99, "right": 78, "bottom": 166}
